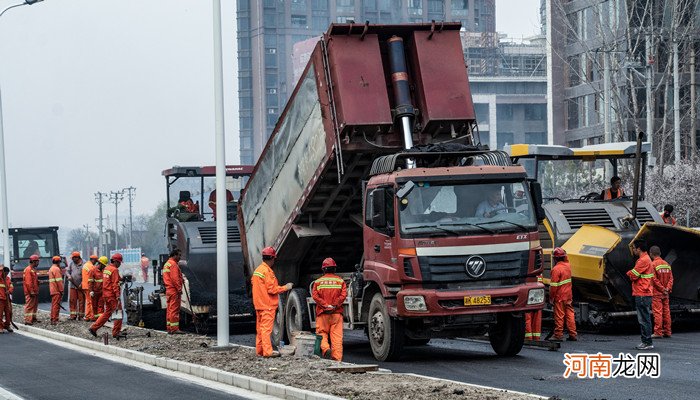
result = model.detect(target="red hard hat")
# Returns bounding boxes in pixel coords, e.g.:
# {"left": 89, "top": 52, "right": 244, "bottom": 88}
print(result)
{"left": 71, "top": 251, "right": 81, "bottom": 258}
{"left": 322, "top": 258, "right": 337, "bottom": 268}
{"left": 261, "top": 247, "right": 276, "bottom": 258}
{"left": 29, "top": 255, "right": 40, "bottom": 261}
{"left": 52, "top": 256, "right": 62, "bottom": 263}
{"left": 553, "top": 247, "right": 567, "bottom": 258}
{"left": 111, "top": 253, "right": 123, "bottom": 262}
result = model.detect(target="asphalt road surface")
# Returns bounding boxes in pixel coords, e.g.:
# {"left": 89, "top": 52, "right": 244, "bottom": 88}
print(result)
{"left": 0, "top": 334, "right": 254, "bottom": 400}
{"left": 229, "top": 328, "right": 699, "bottom": 400}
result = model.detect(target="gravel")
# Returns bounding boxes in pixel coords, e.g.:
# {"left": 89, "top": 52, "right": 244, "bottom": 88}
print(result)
{"left": 10, "top": 305, "right": 538, "bottom": 400}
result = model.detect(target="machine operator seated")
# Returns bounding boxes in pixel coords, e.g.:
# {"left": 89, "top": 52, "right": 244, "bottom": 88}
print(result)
{"left": 475, "top": 187, "right": 508, "bottom": 218}
{"left": 600, "top": 176, "right": 625, "bottom": 201}
{"left": 208, "top": 189, "right": 234, "bottom": 220}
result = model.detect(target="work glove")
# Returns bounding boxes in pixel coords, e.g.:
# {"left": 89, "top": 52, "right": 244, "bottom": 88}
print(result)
{"left": 90, "top": 291, "right": 95, "bottom": 298}
{"left": 284, "top": 283, "right": 293, "bottom": 290}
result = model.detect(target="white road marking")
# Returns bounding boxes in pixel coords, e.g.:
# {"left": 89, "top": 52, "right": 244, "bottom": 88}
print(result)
{"left": 14, "top": 330, "right": 278, "bottom": 400}
{"left": 0, "top": 386, "right": 25, "bottom": 400}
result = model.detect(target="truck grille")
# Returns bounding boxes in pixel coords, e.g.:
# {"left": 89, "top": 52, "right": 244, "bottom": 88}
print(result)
{"left": 198, "top": 226, "right": 241, "bottom": 244}
{"left": 418, "top": 251, "right": 528, "bottom": 284}
{"left": 635, "top": 207, "right": 655, "bottom": 224}
{"left": 561, "top": 208, "right": 615, "bottom": 229}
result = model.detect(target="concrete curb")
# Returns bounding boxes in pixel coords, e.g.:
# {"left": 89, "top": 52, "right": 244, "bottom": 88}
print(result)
{"left": 401, "top": 373, "right": 547, "bottom": 399}
{"left": 15, "top": 323, "right": 344, "bottom": 400}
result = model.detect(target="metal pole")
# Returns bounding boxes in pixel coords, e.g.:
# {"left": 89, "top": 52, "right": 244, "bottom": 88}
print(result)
{"left": 603, "top": 50, "right": 612, "bottom": 144}
{"left": 646, "top": 33, "right": 654, "bottom": 158}
{"left": 110, "top": 191, "right": 123, "bottom": 250}
{"left": 0, "top": 89, "right": 9, "bottom": 265}
{"left": 125, "top": 186, "right": 135, "bottom": 248}
{"left": 213, "top": 0, "right": 229, "bottom": 346}
{"left": 673, "top": 38, "right": 681, "bottom": 163}
{"left": 691, "top": 42, "right": 697, "bottom": 160}
{"left": 95, "top": 192, "right": 105, "bottom": 256}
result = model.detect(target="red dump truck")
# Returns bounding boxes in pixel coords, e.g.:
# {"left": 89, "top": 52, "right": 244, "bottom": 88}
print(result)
{"left": 238, "top": 23, "right": 546, "bottom": 361}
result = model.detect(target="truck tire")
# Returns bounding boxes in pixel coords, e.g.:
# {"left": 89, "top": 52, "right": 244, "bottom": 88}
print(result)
{"left": 285, "top": 288, "right": 311, "bottom": 336}
{"left": 368, "top": 293, "right": 404, "bottom": 361}
{"left": 489, "top": 313, "right": 525, "bottom": 357}
{"left": 271, "top": 294, "right": 287, "bottom": 346}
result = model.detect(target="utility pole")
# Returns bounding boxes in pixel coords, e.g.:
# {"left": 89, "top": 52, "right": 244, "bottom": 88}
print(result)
{"left": 109, "top": 190, "right": 124, "bottom": 250}
{"left": 603, "top": 50, "right": 612, "bottom": 145}
{"left": 124, "top": 186, "right": 136, "bottom": 248}
{"left": 673, "top": 37, "right": 681, "bottom": 163}
{"left": 646, "top": 32, "right": 654, "bottom": 159}
{"left": 82, "top": 224, "right": 89, "bottom": 255}
{"left": 94, "top": 192, "right": 107, "bottom": 256}
{"left": 691, "top": 41, "right": 697, "bottom": 160}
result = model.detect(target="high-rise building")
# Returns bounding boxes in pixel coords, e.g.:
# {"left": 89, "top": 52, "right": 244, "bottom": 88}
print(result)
{"left": 236, "top": 0, "right": 496, "bottom": 164}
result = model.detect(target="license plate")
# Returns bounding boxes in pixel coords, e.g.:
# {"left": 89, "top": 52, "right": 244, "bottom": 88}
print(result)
{"left": 464, "top": 295, "right": 491, "bottom": 306}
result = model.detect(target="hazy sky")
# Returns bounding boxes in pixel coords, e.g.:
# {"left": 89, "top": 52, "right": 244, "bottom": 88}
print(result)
{"left": 0, "top": 0, "right": 540, "bottom": 238}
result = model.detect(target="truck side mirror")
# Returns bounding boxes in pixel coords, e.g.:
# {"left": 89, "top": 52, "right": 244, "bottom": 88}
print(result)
{"left": 529, "top": 181, "right": 545, "bottom": 222}
{"left": 370, "top": 188, "right": 387, "bottom": 229}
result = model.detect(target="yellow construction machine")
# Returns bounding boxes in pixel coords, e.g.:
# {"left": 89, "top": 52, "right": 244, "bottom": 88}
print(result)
{"left": 507, "top": 141, "right": 700, "bottom": 326}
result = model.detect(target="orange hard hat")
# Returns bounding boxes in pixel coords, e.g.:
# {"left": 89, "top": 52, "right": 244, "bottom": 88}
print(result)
{"left": 111, "top": 253, "right": 123, "bottom": 262}
{"left": 262, "top": 247, "right": 276, "bottom": 258}
{"left": 322, "top": 258, "right": 337, "bottom": 268}
{"left": 71, "top": 251, "right": 81, "bottom": 258}
{"left": 89, "top": 254, "right": 98, "bottom": 260}
{"left": 29, "top": 255, "right": 40, "bottom": 261}
{"left": 52, "top": 256, "right": 62, "bottom": 263}
{"left": 553, "top": 247, "right": 567, "bottom": 258}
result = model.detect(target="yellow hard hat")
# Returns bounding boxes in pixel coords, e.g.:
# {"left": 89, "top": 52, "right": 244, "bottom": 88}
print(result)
{"left": 98, "top": 256, "right": 109, "bottom": 265}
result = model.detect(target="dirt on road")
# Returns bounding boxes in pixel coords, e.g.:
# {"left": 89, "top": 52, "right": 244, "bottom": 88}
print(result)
{"left": 10, "top": 305, "right": 540, "bottom": 400}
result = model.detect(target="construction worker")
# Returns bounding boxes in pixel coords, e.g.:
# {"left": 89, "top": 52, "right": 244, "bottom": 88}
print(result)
{"left": 525, "top": 274, "right": 544, "bottom": 341}
{"left": 627, "top": 239, "right": 654, "bottom": 350}
{"left": 475, "top": 186, "right": 507, "bottom": 218}
{"left": 23, "top": 255, "right": 40, "bottom": 324}
{"left": 82, "top": 255, "right": 98, "bottom": 321}
{"left": 661, "top": 204, "right": 677, "bottom": 226}
{"left": 251, "top": 247, "right": 293, "bottom": 357}
{"left": 208, "top": 189, "right": 234, "bottom": 220}
{"left": 650, "top": 245, "right": 673, "bottom": 338}
{"left": 89, "top": 257, "right": 107, "bottom": 320}
{"left": 0, "top": 266, "right": 14, "bottom": 333}
{"left": 549, "top": 247, "right": 577, "bottom": 342}
{"left": 67, "top": 251, "right": 85, "bottom": 320}
{"left": 48, "top": 256, "right": 64, "bottom": 325}
{"left": 601, "top": 176, "right": 625, "bottom": 200}
{"left": 89, "top": 253, "right": 123, "bottom": 338}
{"left": 140, "top": 253, "right": 150, "bottom": 283}
{"left": 311, "top": 258, "right": 347, "bottom": 361}
{"left": 163, "top": 249, "right": 185, "bottom": 334}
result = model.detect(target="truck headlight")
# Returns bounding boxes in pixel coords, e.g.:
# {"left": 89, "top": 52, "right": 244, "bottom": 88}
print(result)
{"left": 527, "top": 288, "right": 545, "bottom": 305}
{"left": 404, "top": 295, "right": 427, "bottom": 311}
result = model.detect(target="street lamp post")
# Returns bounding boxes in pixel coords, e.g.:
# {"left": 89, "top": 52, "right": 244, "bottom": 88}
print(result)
{"left": 0, "top": 0, "right": 45, "bottom": 266}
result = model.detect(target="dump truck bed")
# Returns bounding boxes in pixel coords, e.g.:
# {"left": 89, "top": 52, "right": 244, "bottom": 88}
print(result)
{"left": 238, "top": 23, "right": 478, "bottom": 285}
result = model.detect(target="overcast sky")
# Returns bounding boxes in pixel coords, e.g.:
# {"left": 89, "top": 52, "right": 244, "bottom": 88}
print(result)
{"left": 0, "top": 0, "right": 540, "bottom": 239}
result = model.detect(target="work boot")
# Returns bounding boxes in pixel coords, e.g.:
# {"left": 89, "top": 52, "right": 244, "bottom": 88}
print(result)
{"left": 550, "top": 336, "right": 564, "bottom": 342}
{"left": 88, "top": 328, "right": 98, "bottom": 337}
{"left": 567, "top": 336, "right": 578, "bottom": 341}
{"left": 651, "top": 334, "right": 663, "bottom": 339}
{"left": 6, "top": 327, "right": 13, "bottom": 333}
{"left": 168, "top": 330, "right": 185, "bottom": 335}
{"left": 323, "top": 349, "right": 332, "bottom": 359}
{"left": 663, "top": 334, "right": 672, "bottom": 338}
{"left": 264, "top": 351, "right": 281, "bottom": 358}
{"left": 635, "top": 343, "right": 654, "bottom": 350}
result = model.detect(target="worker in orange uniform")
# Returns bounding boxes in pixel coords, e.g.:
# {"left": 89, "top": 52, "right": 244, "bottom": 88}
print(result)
{"left": 251, "top": 247, "right": 293, "bottom": 357}
{"left": 549, "top": 247, "right": 577, "bottom": 342}
{"left": 661, "top": 205, "right": 677, "bottom": 225}
{"left": 208, "top": 189, "right": 234, "bottom": 220}
{"left": 627, "top": 240, "right": 655, "bottom": 350}
{"left": 650, "top": 245, "right": 673, "bottom": 339}
{"left": 312, "top": 258, "right": 347, "bottom": 360}
{"left": 48, "top": 256, "right": 64, "bottom": 325}
{"left": 67, "top": 251, "right": 85, "bottom": 320}
{"left": 23, "top": 255, "right": 40, "bottom": 324}
{"left": 140, "top": 253, "right": 150, "bottom": 283}
{"left": 525, "top": 274, "right": 543, "bottom": 341}
{"left": 163, "top": 249, "right": 185, "bottom": 334}
{"left": 82, "top": 255, "right": 98, "bottom": 321}
{"left": 601, "top": 176, "right": 625, "bottom": 200}
{"left": 90, "top": 257, "right": 108, "bottom": 320}
{"left": 89, "top": 253, "right": 123, "bottom": 338}
{"left": 0, "top": 266, "right": 14, "bottom": 333}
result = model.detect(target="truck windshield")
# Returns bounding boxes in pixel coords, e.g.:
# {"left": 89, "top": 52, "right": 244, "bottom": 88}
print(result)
{"left": 398, "top": 181, "right": 537, "bottom": 237}
{"left": 16, "top": 233, "right": 58, "bottom": 260}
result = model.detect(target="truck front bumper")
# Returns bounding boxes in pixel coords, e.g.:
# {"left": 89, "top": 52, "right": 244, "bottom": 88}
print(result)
{"left": 396, "top": 282, "right": 545, "bottom": 318}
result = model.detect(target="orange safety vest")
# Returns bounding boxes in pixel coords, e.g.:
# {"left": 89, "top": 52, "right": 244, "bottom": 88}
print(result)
{"left": 82, "top": 261, "right": 95, "bottom": 290}
{"left": 48, "top": 264, "right": 64, "bottom": 296}
{"left": 627, "top": 252, "right": 654, "bottom": 297}
{"left": 251, "top": 261, "right": 288, "bottom": 310}
{"left": 102, "top": 264, "right": 121, "bottom": 298}
{"left": 23, "top": 266, "right": 38, "bottom": 295}
{"left": 550, "top": 261, "right": 572, "bottom": 301}
{"left": 162, "top": 258, "right": 183, "bottom": 295}
{"left": 311, "top": 273, "right": 347, "bottom": 316}
{"left": 603, "top": 188, "right": 624, "bottom": 200}
{"left": 0, "top": 275, "right": 13, "bottom": 300}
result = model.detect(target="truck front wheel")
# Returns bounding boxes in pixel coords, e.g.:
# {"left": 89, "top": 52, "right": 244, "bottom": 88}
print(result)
{"left": 488, "top": 313, "right": 525, "bottom": 357}
{"left": 368, "top": 293, "right": 404, "bottom": 361}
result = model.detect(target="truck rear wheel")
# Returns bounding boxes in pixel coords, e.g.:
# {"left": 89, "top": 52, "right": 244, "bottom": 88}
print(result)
{"left": 285, "top": 288, "right": 311, "bottom": 337}
{"left": 368, "top": 293, "right": 404, "bottom": 361}
{"left": 489, "top": 313, "right": 525, "bottom": 357}
{"left": 271, "top": 294, "right": 287, "bottom": 346}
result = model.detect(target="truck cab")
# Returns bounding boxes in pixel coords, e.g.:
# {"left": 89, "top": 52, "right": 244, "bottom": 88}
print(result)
{"left": 9, "top": 226, "right": 61, "bottom": 300}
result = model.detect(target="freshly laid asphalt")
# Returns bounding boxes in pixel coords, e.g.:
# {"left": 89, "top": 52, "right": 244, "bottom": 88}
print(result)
{"left": 0, "top": 334, "right": 251, "bottom": 400}
{"left": 229, "top": 328, "right": 700, "bottom": 400}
